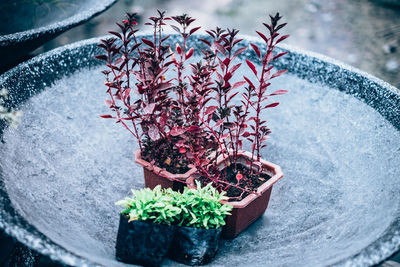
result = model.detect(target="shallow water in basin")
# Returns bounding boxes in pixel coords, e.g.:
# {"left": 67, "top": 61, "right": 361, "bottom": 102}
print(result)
{"left": 0, "top": 64, "right": 399, "bottom": 266}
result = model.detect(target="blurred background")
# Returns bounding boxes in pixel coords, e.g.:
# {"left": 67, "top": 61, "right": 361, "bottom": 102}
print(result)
{"left": 30, "top": 0, "right": 400, "bottom": 89}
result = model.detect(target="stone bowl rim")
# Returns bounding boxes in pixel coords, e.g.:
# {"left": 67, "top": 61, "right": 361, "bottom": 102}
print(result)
{"left": 0, "top": 0, "right": 118, "bottom": 45}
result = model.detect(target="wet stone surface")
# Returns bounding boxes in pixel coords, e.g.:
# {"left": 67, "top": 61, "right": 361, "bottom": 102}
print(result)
{"left": 0, "top": 35, "right": 399, "bottom": 266}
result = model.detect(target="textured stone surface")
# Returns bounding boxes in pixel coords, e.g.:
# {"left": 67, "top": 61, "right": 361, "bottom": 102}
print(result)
{"left": 0, "top": 35, "right": 399, "bottom": 266}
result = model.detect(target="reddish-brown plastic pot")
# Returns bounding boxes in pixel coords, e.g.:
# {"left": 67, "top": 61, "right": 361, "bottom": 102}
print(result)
{"left": 134, "top": 150, "right": 197, "bottom": 191}
{"left": 216, "top": 151, "right": 284, "bottom": 239}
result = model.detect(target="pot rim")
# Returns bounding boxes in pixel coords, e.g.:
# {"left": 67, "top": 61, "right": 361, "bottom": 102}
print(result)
{"left": 134, "top": 149, "right": 197, "bottom": 180}
{"left": 216, "top": 150, "right": 284, "bottom": 208}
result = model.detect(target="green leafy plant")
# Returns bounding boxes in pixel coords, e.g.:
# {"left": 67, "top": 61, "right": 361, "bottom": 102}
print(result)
{"left": 115, "top": 185, "right": 181, "bottom": 225}
{"left": 173, "top": 181, "right": 232, "bottom": 229}
{"left": 116, "top": 183, "right": 232, "bottom": 229}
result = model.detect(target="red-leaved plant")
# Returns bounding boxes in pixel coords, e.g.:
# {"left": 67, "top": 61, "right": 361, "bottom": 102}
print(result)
{"left": 96, "top": 11, "right": 217, "bottom": 175}
{"left": 188, "top": 13, "right": 289, "bottom": 200}
{"left": 96, "top": 11, "right": 288, "bottom": 199}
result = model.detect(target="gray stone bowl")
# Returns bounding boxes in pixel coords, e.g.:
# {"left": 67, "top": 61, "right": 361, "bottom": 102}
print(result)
{"left": 0, "top": 0, "right": 118, "bottom": 69}
{"left": 0, "top": 34, "right": 399, "bottom": 266}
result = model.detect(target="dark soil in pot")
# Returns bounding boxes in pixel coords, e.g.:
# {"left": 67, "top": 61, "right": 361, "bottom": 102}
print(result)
{"left": 168, "top": 226, "right": 222, "bottom": 266}
{"left": 141, "top": 137, "right": 190, "bottom": 174}
{"left": 200, "top": 163, "right": 272, "bottom": 201}
{"left": 115, "top": 214, "right": 175, "bottom": 266}
{"left": 224, "top": 164, "right": 271, "bottom": 200}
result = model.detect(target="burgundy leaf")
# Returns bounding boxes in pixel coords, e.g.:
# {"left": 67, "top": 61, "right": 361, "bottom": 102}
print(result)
{"left": 242, "top": 131, "right": 251, "bottom": 137}
{"left": 95, "top": 55, "right": 107, "bottom": 61}
{"left": 245, "top": 59, "right": 257, "bottom": 76}
{"left": 276, "top": 23, "right": 287, "bottom": 31}
{"left": 273, "top": 52, "right": 288, "bottom": 61}
{"left": 169, "top": 127, "right": 186, "bottom": 136}
{"left": 218, "top": 58, "right": 226, "bottom": 73}
{"left": 124, "top": 88, "right": 131, "bottom": 100}
{"left": 156, "top": 82, "right": 175, "bottom": 91}
{"left": 100, "top": 115, "right": 113, "bottom": 118}
{"left": 176, "top": 43, "right": 182, "bottom": 54}
{"left": 212, "top": 42, "right": 226, "bottom": 55}
{"left": 213, "top": 119, "right": 224, "bottom": 129}
{"left": 108, "top": 31, "right": 122, "bottom": 39}
{"left": 186, "top": 125, "right": 202, "bottom": 133}
{"left": 185, "top": 47, "right": 194, "bottom": 60}
{"left": 233, "top": 47, "right": 247, "bottom": 58}
{"left": 271, "top": 69, "right": 287, "bottom": 79}
{"left": 189, "top": 27, "right": 201, "bottom": 35}
{"left": 223, "top": 72, "right": 232, "bottom": 82}
{"left": 264, "top": 102, "right": 280, "bottom": 109}
{"left": 243, "top": 76, "right": 255, "bottom": 89}
{"left": 170, "top": 25, "right": 181, "bottom": 33}
{"left": 255, "top": 31, "right": 268, "bottom": 43}
{"left": 229, "top": 63, "right": 242, "bottom": 74}
{"left": 265, "top": 65, "right": 274, "bottom": 73}
{"left": 227, "top": 91, "right": 239, "bottom": 102}
{"left": 115, "top": 58, "right": 123, "bottom": 65}
{"left": 205, "top": 30, "right": 215, "bottom": 38}
{"left": 223, "top": 58, "right": 230, "bottom": 67}
{"left": 250, "top": 44, "right": 261, "bottom": 58}
{"left": 276, "top": 34, "right": 290, "bottom": 44}
{"left": 231, "top": 81, "right": 246, "bottom": 90}
{"left": 268, "top": 89, "right": 288, "bottom": 96}
{"left": 205, "top": 106, "right": 218, "bottom": 116}
{"left": 264, "top": 51, "right": 273, "bottom": 64}
{"left": 141, "top": 38, "right": 155, "bottom": 48}
{"left": 160, "top": 112, "right": 167, "bottom": 128}
{"left": 199, "top": 38, "right": 211, "bottom": 47}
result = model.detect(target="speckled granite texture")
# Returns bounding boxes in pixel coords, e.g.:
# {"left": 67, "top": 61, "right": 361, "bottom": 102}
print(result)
{"left": 0, "top": 34, "right": 399, "bottom": 266}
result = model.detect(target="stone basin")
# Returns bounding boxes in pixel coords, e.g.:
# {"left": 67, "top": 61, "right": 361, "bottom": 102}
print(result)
{"left": 0, "top": 0, "right": 118, "bottom": 69}
{"left": 0, "top": 34, "right": 399, "bottom": 266}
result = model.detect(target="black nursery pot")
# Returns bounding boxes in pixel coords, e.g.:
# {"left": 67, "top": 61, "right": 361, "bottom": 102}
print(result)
{"left": 168, "top": 226, "right": 222, "bottom": 266}
{"left": 115, "top": 214, "right": 175, "bottom": 266}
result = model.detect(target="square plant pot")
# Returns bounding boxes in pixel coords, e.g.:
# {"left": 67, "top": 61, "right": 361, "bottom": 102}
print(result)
{"left": 168, "top": 226, "right": 222, "bottom": 266}
{"left": 115, "top": 214, "right": 175, "bottom": 266}
{"left": 135, "top": 150, "right": 197, "bottom": 191}
{"left": 217, "top": 151, "right": 284, "bottom": 239}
